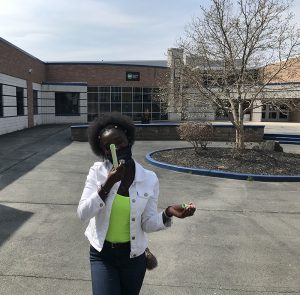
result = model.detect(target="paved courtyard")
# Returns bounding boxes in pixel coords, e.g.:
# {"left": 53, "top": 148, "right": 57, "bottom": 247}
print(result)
{"left": 0, "top": 124, "right": 299, "bottom": 295}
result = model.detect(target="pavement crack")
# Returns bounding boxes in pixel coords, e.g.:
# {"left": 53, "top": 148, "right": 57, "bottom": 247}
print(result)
{"left": 144, "top": 282, "right": 300, "bottom": 293}
{"left": 0, "top": 273, "right": 90, "bottom": 282}
{"left": 0, "top": 152, "right": 38, "bottom": 174}
{"left": 198, "top": 208, "right": 300, "bottom": 215}
{"left": 0, "top": 202, "right": 299, "bottom": 214}
{"left": 1, "top": 274, "right": 299, "bottom": 294}
{"left": 0, "top": 201, "right": 78, "bottom": 206}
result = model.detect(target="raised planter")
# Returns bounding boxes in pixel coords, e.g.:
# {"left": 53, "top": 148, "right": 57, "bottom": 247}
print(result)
{"left": 145, "top": 149, "right": 300, "bottom": 182}
{"left": 70, "top": 123, "right": 265, "bottom": 142}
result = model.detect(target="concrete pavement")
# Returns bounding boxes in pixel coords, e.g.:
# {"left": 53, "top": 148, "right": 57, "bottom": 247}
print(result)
{"left": 0, "top": 124, "right": 300, "bottom": 295}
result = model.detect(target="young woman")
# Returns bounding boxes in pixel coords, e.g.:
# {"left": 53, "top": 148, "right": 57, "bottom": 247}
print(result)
{"left": 77, "top": 112, "right": 196, "bottom": 295}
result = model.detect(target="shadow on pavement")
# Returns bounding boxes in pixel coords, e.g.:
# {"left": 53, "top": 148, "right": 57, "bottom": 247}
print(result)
{"left": 0, "top": 204, "right": 34, "bottom": 247}
{"left": 0, "top": 125, "right": 72, "bottom": 190}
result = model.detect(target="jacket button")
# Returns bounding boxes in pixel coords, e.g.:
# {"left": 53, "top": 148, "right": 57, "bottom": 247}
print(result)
{"left": 144, "top": 193, "right": 148, "bottom": 197}
{"left": 132, "top": 199, "right": 136, "bottom": 203}
{"left": 100, "top": 203, "right": 103, "bottom": 207}
{"left": 132, "top": 236, "right": 135, "bottom": 240}
{"left": 131, "top": 218, "right": 135, "bottom": 221}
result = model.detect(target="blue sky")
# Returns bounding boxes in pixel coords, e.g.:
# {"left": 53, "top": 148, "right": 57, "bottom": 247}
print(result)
{"left": 1, "top": 0, "right": 300, "bottom": 62}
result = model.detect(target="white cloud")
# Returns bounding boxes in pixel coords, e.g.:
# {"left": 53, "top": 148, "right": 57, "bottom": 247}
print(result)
{"left": 0, "top": 0, "right": 146, "bottom": 36}
{"left": 0, "top": 0, "right": 156, "bottom": 60}
{"left": 2, "top": 0, "right": 300, "bottom": 61}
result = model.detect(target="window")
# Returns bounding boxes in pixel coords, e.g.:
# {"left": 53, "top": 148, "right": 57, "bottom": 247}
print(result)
{"left": 133, "top": 103, "right": 142, "bottom": 112}
{"left": 99, "top": 93, "right": 110, "bottom": 102}
{"left": 133, "top": 93, "right": 142, "bottom": 102}
{"left": 88, "top": 92, "right": 98, "bottom": 102}
{"left": 122, "top": 103, "right": 132, "bottom": 112}
{"left": 99, "top": 87, "right": 110, "bottom": 92}
{"left": 0, "top": 84, "right": 3, "bottom": 117}
{"left": 122, "top": 92, "right": 132, "bottom": 102}
{"left": 88, "top": 103, "right": 98, "bottom": 114}
{"left": 55, "top": 92, "right": 80, "bottom": 115}
{"left": 261, "top": 104, "right": 288, "bottom": 121}
{"left": 111, "top": 103, "right": 121, "bottom": 112}
{"left": 111, "top": 87, "right": 121, "bottom": 102}
{"left": 99, "top": 103, "right": 110, "bottom": 112}
{"left": 88, "top": 86, "right": 98, "bottom": 92}
{"left": 86, "top": 86, "right": 167, "bottom": 122}
{"left": 16, "top": 87, "right": 24, "bottom": 116}
{"left": 143, "top": 93, "right": 151, "bottom": 102}
{"left": 33, "top": 90, "right": 38, "bottom": 115}
{"left": 122, "top": 87, "right": 132, "bottom": 93}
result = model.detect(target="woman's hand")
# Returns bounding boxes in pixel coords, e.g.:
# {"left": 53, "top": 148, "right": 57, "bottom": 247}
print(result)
{"left": 166, "top": 202, "right": 196, "bottom": 219}
{"left": 98, "top": 160, "right": 126, "bottom": 200}
{"left": 106, "top": 160, "right": 126, "bottom": 185}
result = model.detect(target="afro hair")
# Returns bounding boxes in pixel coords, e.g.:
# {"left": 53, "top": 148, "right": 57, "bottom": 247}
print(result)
{"left": 88, "top": 112, "right": 135, "bottom": 158}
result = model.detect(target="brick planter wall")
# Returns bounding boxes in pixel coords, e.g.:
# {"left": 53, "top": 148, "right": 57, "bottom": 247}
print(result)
{"left": 212, "top": 125, "right": 264, "bottom": 142}
{"left": 70, "top": 123, "right": 265, "bottom": 142}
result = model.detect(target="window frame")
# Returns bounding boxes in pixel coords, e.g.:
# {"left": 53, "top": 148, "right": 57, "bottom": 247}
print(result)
{"left": 55, "top": 92, "right": 80, "bottom": 116}
{"left": 33, "top": 90, "right": 38, "bottom": 115}
{"left": 0, "top": 84, "right": 3, "bottom": 117}
{"left": 86, "top": 86, "right": 167, "bottom": 122}
{"left": 16, "top": 87, "right": 24, "bottom": 116}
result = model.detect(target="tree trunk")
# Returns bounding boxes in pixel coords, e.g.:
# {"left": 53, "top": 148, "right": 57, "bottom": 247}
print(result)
{"left": 235, "top": 125, "right": 245, "bottom": 149}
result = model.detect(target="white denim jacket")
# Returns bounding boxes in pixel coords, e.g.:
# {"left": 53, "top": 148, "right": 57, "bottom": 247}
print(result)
{"left": 77, "top": 159, "right": 172, "bottom": 258}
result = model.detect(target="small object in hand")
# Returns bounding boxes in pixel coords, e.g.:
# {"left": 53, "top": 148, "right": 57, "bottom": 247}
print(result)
{"left": 110, "top": 144, "right": 118, "bottom": 169}
{"left": 181, "top": 203, "right": 187, "bottom": 209}
{"left": 145, "top": 248, "right": 158, "bottom": 270}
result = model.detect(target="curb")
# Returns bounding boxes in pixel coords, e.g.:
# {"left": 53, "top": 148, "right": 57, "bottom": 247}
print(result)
{"left": 263, "top": 133, "right": 300, "bottom": 145}
{"left": 145, "top": 148, "right": 300, "bottom": 182}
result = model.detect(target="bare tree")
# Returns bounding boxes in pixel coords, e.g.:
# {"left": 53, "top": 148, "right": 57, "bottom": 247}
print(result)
{"left": 161, "top": 0, "right": 300, "bottom": 149}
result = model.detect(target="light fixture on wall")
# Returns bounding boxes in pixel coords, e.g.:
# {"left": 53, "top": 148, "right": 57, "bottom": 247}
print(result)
{"left": 28, "top": 68, "right": 32, "bottom": 73}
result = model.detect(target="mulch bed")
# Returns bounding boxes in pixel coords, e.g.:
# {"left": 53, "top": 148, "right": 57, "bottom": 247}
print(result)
{"left": 152, "top": 147, "right": 300, "bottom": 176}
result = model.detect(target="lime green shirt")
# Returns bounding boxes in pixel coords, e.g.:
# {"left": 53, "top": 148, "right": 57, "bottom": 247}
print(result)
{"left": 105, "top": 194, "right": 131, "bottom": 243}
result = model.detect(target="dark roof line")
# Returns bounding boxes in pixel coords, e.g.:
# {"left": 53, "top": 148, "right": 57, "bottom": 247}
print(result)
{"left": 45, "top": 61, "right": 168, "bottom": 68}
{"left": 42, "top": 82, "right": 87, "bottom": 86}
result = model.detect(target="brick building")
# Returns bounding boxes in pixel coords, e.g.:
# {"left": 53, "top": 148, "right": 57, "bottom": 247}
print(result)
{"left": 167, "top": 48, "right": 300, "bottom": 123}
{"left": 1, "top": 37, "right": 300, "bottom": 136}
{"left": 0, "top": 37, "right": 168, "bottom": 135}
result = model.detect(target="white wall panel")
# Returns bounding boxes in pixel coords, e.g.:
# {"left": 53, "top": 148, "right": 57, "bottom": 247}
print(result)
{"left": 3, "top": 85, "right": 16, "bottom": 96}
{"left": 0, "top": 73, "right": 26, "bottom": 88}
{"left": 0, "top": 116, "right": 28, "bottom": 135}
{"left": 4, "top": 107, "right": 17, "bottom": 117}
{"left": 32, "top": 83, "right": 42, "bottom": 91}
{"left": 3, "top": 96, "right": 16, "bottom": 106}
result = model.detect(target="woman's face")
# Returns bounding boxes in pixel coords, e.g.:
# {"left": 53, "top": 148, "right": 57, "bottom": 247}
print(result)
{"left": 100, "top": 128, "right": 129, "bottom": 158}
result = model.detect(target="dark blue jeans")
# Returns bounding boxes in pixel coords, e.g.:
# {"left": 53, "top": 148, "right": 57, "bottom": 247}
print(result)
{"left": 89, "top": 242, "right": 146, "bottom": 295}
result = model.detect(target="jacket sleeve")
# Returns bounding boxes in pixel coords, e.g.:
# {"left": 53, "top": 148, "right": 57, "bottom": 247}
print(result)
{"left": 77, "top": 164, "right": 106, "bottom": 222}
{"left": 141, "top": 176, "right": 172, "bottom": 233}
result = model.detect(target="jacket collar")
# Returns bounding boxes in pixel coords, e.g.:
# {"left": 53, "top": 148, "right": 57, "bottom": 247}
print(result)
{"left": 104, "top": 159, "right": 146, "bottom": 183}
{"left": 133, "top": 160, "right": 146, "bottom": 183}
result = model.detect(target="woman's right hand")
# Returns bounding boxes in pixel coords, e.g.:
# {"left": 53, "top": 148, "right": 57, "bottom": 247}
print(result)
{"left": 106, "top": 160, "right": 126, "bottom": 186}
{"left": 98, "top": 160, "right": 126, "bottom": 200}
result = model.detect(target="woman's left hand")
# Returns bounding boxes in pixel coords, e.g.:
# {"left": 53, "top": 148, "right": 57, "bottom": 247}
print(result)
{"left": 166, "top": 202, "right": 196, "bottom": 219}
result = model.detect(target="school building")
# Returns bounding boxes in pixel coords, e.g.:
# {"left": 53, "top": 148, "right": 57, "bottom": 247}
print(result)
{"left": 1, "top": 37, "right": 300, "bottom": 136}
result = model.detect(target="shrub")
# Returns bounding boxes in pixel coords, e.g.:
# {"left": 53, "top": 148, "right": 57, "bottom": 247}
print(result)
{"left": 177, "top": 121, "right": 214, "bottom": 154}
